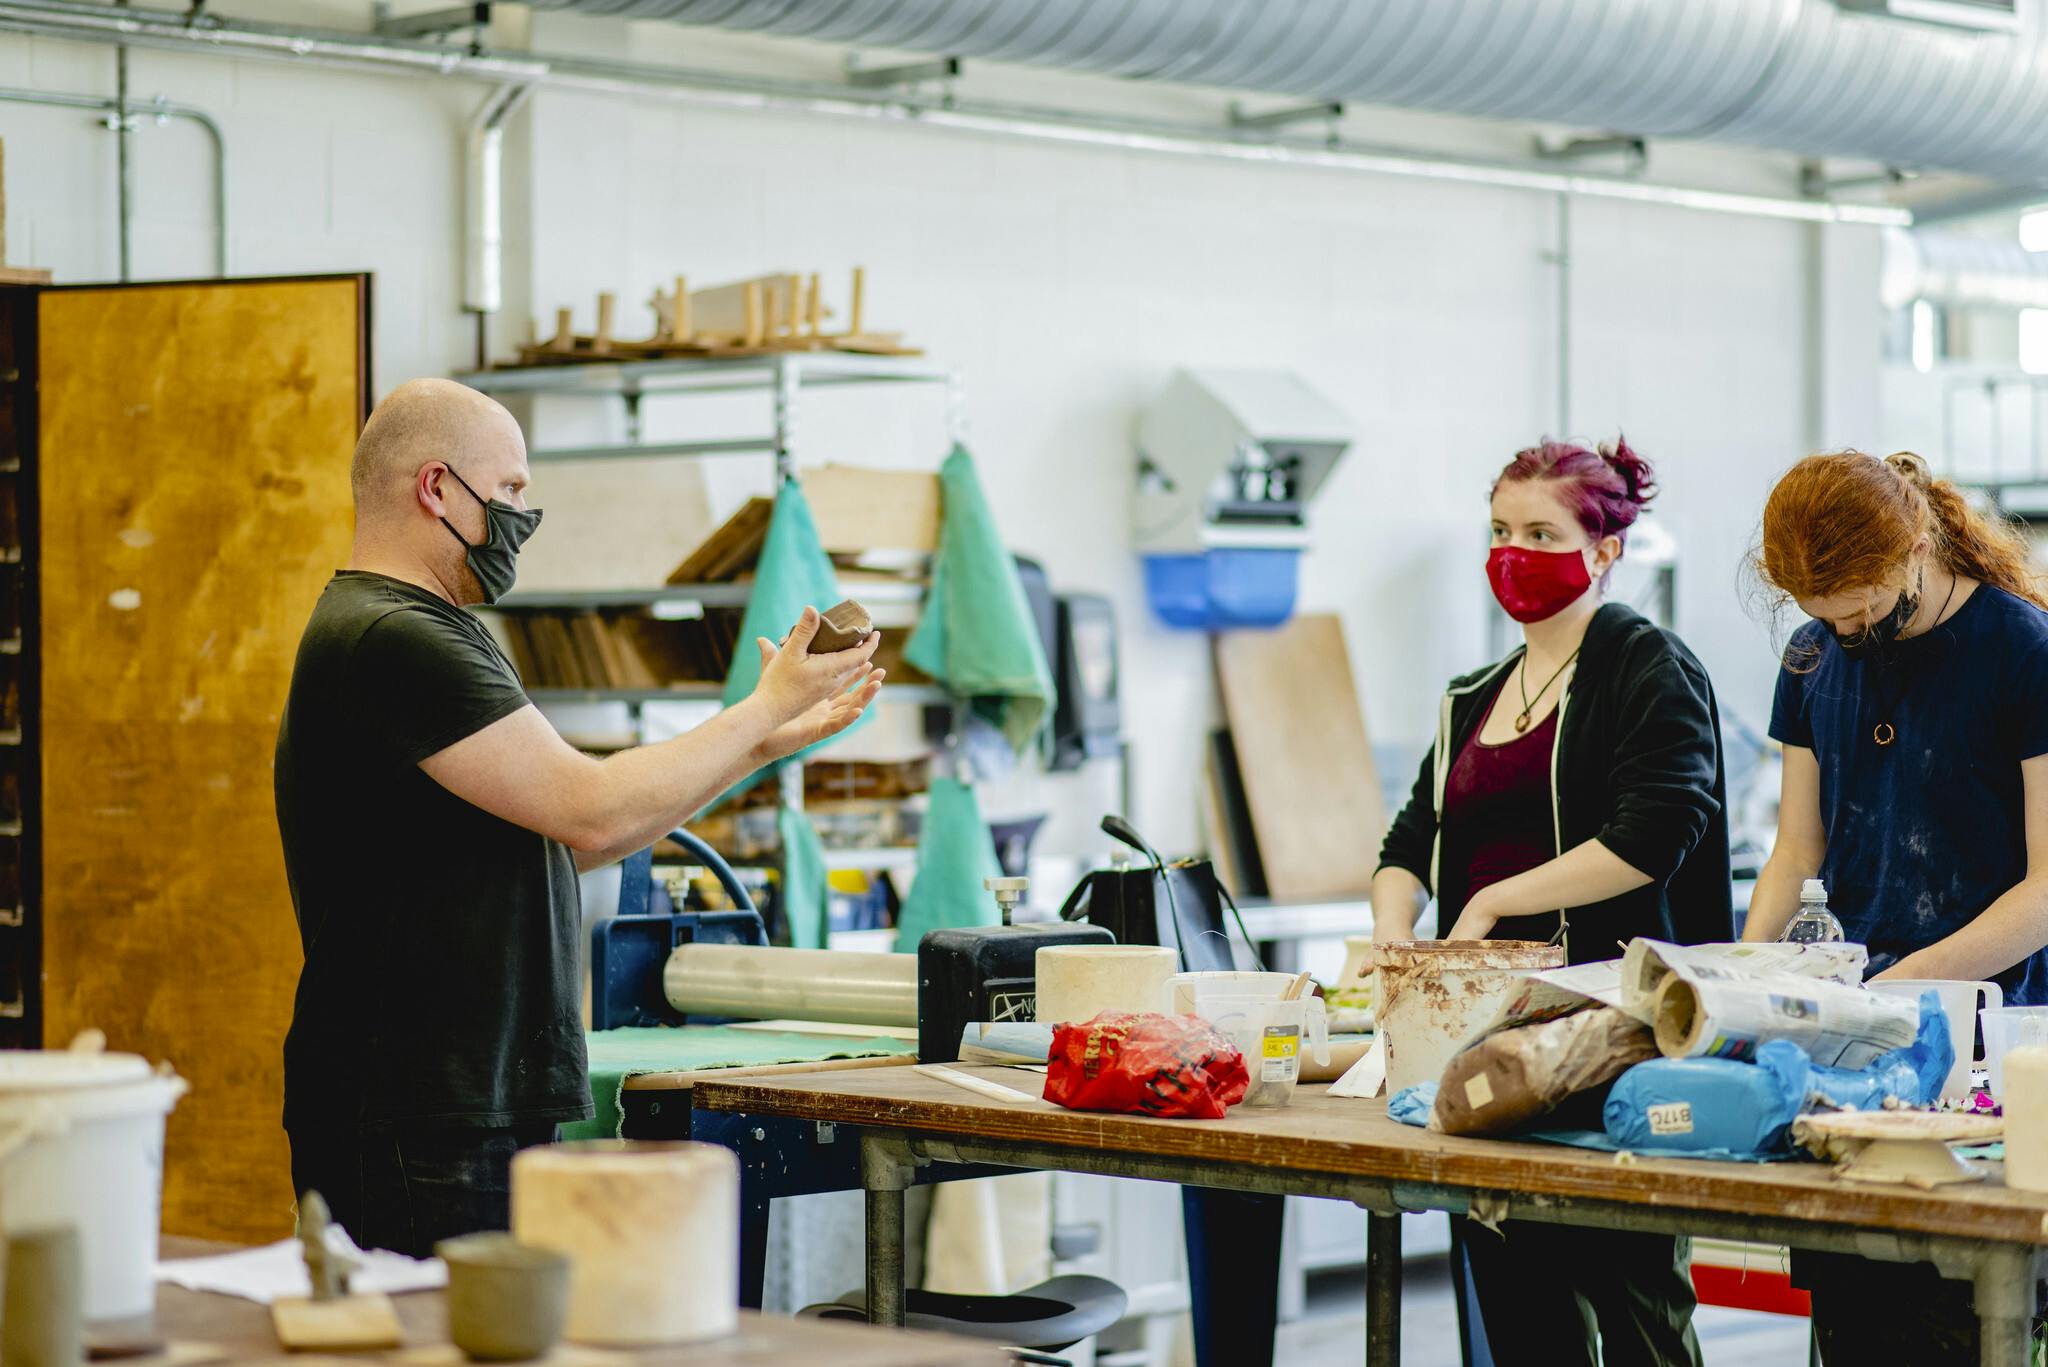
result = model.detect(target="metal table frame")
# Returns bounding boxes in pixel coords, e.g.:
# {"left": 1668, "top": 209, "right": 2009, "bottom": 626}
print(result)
{"left": 842, "top": 1127, "right": 2042, "bottom": 1367}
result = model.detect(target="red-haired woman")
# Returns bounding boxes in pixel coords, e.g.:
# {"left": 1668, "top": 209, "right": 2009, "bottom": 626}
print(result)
{"left": 1749, "top": 450, "right": 2048, "bottom": 1364}
{"left": 1374, "top": 437, "right": 1732, "bottom": 1367}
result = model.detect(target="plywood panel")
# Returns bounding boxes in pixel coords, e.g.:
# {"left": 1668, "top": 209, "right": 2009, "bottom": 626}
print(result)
{"left": 1213, "top": 614, "right": 1385, "bottom": 901}
{"left": 38, "top": 277, "right": 364, "bottom": 1242}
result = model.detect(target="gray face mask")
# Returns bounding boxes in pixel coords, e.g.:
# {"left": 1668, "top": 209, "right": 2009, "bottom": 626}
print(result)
{"left": 440, "top": 466, "right": 541, "bottom": 605}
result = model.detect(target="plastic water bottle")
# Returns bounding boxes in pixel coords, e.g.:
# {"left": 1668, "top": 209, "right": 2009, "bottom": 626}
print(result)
{"left": 1781, "top": 878, "right": 1846, "bottom": 943}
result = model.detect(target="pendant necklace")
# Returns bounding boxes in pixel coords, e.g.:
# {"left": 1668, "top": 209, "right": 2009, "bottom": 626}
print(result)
{"left": 1870, "top": 572, "right": 1957, "bottom": 747}
{"left": 1516, "top": 647, "right": 1581, "bottom": 733}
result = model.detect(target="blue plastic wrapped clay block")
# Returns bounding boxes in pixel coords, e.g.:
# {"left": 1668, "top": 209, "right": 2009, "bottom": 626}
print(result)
{"left": 1604, "top": 989, "right": 1952, "bottom": 1159}
{"left": 1604, "top": 1040, "right": 1809, "bottom": 1156}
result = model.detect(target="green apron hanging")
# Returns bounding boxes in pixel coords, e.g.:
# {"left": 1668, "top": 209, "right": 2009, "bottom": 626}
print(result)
{"left": 905, "top": 446, "right": 1055, "bottom": 756}
{"left": 714, "top": 478, "right": 873, "bottom": 807}
{"left": 894, "top": 776, "right": 1002, "bottom": 951}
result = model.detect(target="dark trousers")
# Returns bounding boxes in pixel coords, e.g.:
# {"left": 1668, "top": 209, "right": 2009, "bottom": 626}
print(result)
{"left": 1463, "top": 1220, "right": 1703, "bottom": 1367}
{"left": 1800, "top": 1253, "right": 1981, "bottom": 1364}
{"left": 287, "top": 1122, "right": 559, "bottom": 1259}
{"left": 1182, "top": 1188, "right": 1284, "bottom": 1367}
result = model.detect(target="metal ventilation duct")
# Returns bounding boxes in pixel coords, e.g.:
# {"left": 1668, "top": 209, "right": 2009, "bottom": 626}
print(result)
{"left": 1881, "top": 228, "right": 2048, "bottom": 310}
{"left": 527, "top": 0, "right": 2048, "bottom": 184}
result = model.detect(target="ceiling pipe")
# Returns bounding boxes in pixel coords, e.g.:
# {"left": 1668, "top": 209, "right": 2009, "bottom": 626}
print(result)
{"left": 0, "top": 0, "right": 1910, "bottom": 229}
{"left": 465, "top": 82, "right": 532, "bottom": 369}
{"left": 0, "top": 85, "right": 227, "bottom": 277}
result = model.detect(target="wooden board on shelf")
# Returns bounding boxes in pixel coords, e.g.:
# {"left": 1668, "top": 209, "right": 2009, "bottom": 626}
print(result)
{"left": 37, "top": 275, "right": 368, "bottom": 1243}
{"left": 669, "top": 498, "right": 774, "bottom": 585}
{"left": 1212, "top": 614, "right": 1384, "bottom": 901}
{"left": 803, "top": 465, "right": 942, "bottom": 556}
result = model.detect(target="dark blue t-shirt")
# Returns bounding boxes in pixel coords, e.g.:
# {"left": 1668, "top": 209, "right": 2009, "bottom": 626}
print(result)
{"left": 1769, "top": 585, "right": 2048, "bottom": 1003}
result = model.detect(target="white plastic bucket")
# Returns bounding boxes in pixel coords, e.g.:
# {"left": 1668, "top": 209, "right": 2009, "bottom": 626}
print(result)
{"left": 1162, "top": 971, "right": 1297, "bottom": 1017}
{"left": 1980, "top": 1006, "right": 2048, "bottom": 1101}
{"left": 1869, "top": 979, "right": 2002, "bottom": 1101}
{"left": 0, "top": 1051, "right": 187, "bottom": 1323}
{"left": 1370, "top": 941, "right": 1564, "bottom": 1095}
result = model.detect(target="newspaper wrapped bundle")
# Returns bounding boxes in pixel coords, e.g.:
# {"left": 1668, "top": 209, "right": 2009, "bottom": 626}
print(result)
{"left": 1467, "top": 939, "right": 1914, "bottom": 1071}
{"left": 1623, "top": 940, "right": 1914, "bottom": 1069}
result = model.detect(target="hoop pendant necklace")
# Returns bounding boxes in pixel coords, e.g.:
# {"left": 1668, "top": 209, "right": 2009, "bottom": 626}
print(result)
{"left": 1516, "top": 648, "right": 1581, "bottom": 733}
{"left": 1871, "top": 572, "right": 1957, "bottom": 747}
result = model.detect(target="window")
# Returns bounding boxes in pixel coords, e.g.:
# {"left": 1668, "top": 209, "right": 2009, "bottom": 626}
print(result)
{"left": 1913, "top": 300, "right": 1937, "bottom": 373}
{"left": 2021, "top": 308, "right": 2048, "bottom": 374}
{"left": 2021, "top": 207, "right": 2048, "bottom": 252}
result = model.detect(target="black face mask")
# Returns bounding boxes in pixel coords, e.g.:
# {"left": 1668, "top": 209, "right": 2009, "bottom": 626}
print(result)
{"left": 440, "top": 466, "right": 541, "bottom": 605}
{"left": 1834, "top": 577, "right": 1920, "bottom": 662}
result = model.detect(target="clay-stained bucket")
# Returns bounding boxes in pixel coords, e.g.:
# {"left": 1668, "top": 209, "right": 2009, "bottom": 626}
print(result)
{"left": 1368, "top": 941, "right": 1564, "bottom": 1095}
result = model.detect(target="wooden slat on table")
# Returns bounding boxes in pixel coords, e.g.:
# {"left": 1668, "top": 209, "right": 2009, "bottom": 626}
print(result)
{"left": 693, "top": 1068, "right": 2048, "bottom": 1248}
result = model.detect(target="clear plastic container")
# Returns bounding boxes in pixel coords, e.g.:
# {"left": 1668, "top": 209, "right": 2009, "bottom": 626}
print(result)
{"left": 1980, "top": 1006, "right": 2048, "bottom": 1100}
{"left": 1206, "top": 997, "right": 1330, "bottom": 1107}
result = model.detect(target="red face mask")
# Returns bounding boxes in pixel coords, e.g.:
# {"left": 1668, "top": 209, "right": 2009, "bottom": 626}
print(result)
{"left": 1487, "top": 546, "right": 1592, "bottom": 623}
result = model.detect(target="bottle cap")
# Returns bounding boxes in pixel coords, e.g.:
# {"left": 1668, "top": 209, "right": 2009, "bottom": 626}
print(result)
{"left": 1801, "top": 878, "right": 1827, "bottom": 901}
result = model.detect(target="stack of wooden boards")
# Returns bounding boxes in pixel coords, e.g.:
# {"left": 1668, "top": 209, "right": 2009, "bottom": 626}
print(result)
{"left": 507, "top": 268, "right": 919, "bottom": 367}
{"left": 493, "top": 464, "right": 942, "bottom": 692}
{"left": 1205, "top": 614, "right": 1387, "bottom": 902}
{"left": 495, "top": 611, "right": 741, "bottom": 691}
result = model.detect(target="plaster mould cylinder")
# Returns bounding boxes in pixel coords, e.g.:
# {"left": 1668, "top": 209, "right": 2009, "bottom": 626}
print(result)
{"left": 512, "top": 1141, "right": 739, "bottom": 1345}
{"left": 1035, "top": 945, "right": 1177, "bottom": 1024}
{"left": 2002, "top": 1046, "right": 2048, "bottom": 1192}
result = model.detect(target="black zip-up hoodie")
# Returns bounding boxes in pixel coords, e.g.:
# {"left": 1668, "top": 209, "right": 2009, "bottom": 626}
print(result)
{"left": 1377, "top": 602, "right": 1733, "bottom": 964}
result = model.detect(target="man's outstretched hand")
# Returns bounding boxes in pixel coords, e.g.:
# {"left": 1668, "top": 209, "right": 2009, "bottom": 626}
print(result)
{"left": 751, "top": 606, "right": 884, "bottom": 763}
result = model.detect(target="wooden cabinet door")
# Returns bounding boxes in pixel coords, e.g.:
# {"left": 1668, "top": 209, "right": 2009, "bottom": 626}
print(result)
{"left": 38, "top": 275, "right": 367, "bottom": 1242}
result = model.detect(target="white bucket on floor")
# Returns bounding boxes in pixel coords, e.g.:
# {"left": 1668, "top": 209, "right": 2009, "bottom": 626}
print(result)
{"left": 1370, "top": 941, "right": 1563, "bottom": 1095}
{"left": 0, "top": 1050, "right": 188, "bottom": 1323}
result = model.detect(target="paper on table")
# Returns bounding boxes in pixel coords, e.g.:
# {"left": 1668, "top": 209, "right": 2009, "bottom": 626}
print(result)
{"left": 156, "top": 1238, "right": 446, "bottom": 1304}
{"left": 1329, "top": 1032, "right": 1386, "bottom": 1099}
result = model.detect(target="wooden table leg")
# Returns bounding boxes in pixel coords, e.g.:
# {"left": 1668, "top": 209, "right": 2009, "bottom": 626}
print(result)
{"left": 1367, "top": 1211, "right": 1402, "bottom": 1367}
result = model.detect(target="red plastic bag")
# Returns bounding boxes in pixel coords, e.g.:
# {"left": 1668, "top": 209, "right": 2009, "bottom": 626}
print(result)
{"left": 1043, "top": 1012, "right": 1250, "bottom": 1119}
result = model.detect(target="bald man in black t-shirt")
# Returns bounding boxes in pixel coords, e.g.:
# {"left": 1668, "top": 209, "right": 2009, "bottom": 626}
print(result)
{"left": 275, "top": 378, "right": 882, "bottom": 1254}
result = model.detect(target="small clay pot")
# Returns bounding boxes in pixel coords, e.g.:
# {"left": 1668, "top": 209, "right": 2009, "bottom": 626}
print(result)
{"left": 437, "top": 1233, "right": 570, "bottom": 1362}
{"left": 2, "top": 1225, "right": 83, "bottom": 1367}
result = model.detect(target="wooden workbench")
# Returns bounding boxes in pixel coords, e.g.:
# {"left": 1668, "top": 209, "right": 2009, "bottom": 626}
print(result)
{"left": 155, "top": 1239, "right": 1004, "bottom": 1367}
{"left": 694, "top": 1068, "right": 2048, "bottom": 1367}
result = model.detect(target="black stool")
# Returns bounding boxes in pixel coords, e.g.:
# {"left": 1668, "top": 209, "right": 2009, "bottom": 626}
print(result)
{"left": 800, "top": 1275, "right": 1128, "bottom": 1365}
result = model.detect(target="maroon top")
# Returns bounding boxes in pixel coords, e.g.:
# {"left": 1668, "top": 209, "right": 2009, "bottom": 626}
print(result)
{"left": 1442, "top": 693, "right": 1558, "bottom": 908}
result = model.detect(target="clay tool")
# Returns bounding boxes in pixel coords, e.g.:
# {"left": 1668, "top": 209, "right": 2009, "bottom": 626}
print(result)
{"left": 915, "top": 1064, "right": 1038, "bottom": 1104}
{"left": 269, "top": 1192, "right": 403, "bottom": 1351}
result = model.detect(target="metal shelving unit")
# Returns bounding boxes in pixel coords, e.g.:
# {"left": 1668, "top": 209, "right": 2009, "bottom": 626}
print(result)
{"left": 455, "top": 351, "right": 966, "bottom": 930}
{"left": 495, "top": 580, "right": 927, "bottom": 612}
{"left": 456, "top": 352, "right": 965, "bottom": 482}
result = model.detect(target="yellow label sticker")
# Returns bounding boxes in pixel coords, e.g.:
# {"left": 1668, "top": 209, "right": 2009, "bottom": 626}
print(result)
{"left": 1262, "top": 1028, "right": 1299, "bottom": 1058}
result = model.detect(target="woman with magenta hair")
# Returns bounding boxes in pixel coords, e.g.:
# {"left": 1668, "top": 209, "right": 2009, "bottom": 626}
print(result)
{"left": 1373, "top": 437, "right": 1732, "bottom": 1367}
{"left": 1747, "top": 451, "right": 2048, "bottom": 1363}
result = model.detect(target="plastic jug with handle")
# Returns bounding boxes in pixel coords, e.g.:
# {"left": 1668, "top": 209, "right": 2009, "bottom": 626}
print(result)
{"left": 1869, "top": 979, "right": 2002, "bottom": 1100}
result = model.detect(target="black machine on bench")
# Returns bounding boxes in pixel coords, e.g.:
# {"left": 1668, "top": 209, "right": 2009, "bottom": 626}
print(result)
{"left": 591, "top": 833, "right": 1112, "bottom": 1061}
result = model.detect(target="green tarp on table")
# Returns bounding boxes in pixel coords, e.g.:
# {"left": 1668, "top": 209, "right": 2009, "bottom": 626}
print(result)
{"left": 569, "top": 1025, "right": 918, "bottom": 1141}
